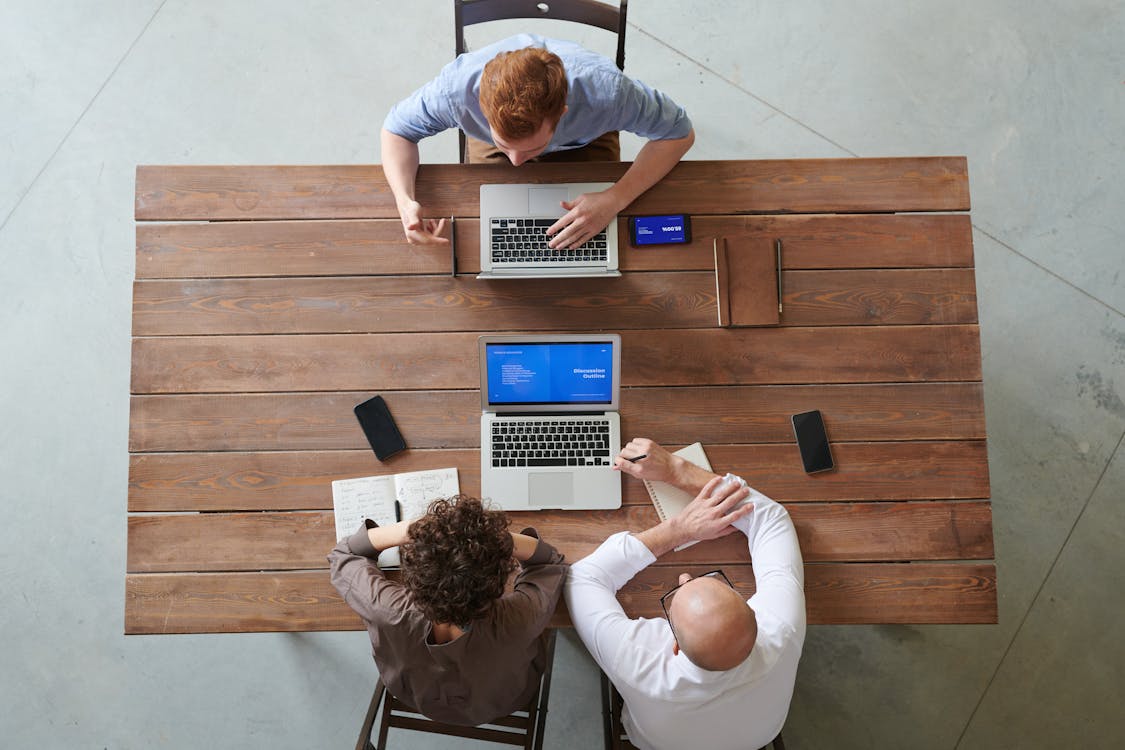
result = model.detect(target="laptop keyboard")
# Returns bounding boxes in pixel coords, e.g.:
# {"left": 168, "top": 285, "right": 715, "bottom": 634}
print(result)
{"left": 490, "top": 218, "right": 608, "bottom": 264}
{"left": 490, "top": 418, "right": 612, "bottom": 468}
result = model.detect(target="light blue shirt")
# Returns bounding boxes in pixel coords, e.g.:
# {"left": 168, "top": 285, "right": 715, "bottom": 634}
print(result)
{"left": 383, "top": 34, "right": 692, "bottom": 151}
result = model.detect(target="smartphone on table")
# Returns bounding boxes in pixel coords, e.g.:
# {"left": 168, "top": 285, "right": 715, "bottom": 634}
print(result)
{"left": 354, "top": 395, "right": 407, "bottom": 461}
{"left": 628, "top": 214, "right": 692, "bottom": 246}
{"left": 791, "top": 410, "right": 834, "bottom": 473}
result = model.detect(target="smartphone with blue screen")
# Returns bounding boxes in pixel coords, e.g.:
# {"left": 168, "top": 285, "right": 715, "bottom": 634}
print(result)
{"left": 628, "top": 214, "right": 692, "bottom": 246}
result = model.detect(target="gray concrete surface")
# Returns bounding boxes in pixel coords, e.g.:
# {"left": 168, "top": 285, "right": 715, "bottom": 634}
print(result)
{"left": 1, "top": 1, "right": 1122, "bottom": 747}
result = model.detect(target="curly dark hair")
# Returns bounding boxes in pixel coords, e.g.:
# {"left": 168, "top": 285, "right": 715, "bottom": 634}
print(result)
{"left": 399, "top": 495, "right": 518, "bottom": 625}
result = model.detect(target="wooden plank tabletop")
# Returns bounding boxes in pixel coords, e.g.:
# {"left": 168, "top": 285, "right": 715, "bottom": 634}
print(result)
{"left": 126, "top": 157, "right": 994, "bottom": 634}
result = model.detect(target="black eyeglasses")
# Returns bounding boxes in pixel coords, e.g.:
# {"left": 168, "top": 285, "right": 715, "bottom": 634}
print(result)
{"left": 659, "top": 569, "right": 735, "bottom": 639}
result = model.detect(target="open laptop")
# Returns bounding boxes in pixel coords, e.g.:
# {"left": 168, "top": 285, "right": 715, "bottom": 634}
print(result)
{"left": 478, "top": 333, "right": 622, "bottom": 510}
{"left": 477, "top": 183, "right": 621, "bottom": 279}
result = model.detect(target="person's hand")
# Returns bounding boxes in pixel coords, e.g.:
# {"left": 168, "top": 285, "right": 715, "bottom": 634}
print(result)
{"left": 398, "top": 199, "right": 449, "bottom": 245}
{"left": 615, "top": 438, "right": 677, "bottom": 483}
{"left": 668, "top": 475, "right": 754, "bottom": 545}
{"left": 546, "top": 189, "right": 620, "bottom": 250}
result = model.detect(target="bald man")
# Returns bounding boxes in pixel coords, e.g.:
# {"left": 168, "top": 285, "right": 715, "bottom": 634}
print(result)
{"left": 565, "top": 439, "right": 806, "bottom": 750}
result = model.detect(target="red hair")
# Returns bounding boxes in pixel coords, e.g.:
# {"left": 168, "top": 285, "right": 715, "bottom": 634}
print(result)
{"left": 479, "top": 47, "right": 568, "bottom": 140}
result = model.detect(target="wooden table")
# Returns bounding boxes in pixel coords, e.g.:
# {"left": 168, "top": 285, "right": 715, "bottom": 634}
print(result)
{"left": 126, "top": 158, "right": 995, "bottom": 634}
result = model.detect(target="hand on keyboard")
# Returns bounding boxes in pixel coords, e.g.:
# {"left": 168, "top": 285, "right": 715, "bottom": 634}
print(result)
{"left": 547, "top": 188, "right": 620, "bottom": 250}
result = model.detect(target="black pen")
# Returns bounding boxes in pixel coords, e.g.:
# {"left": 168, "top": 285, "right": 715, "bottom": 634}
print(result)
{"left": 394, "top": 500, "right": 403, "bottom": 523}
{"left": 626, "top": 453, "right": 648, "bottom": 463}
{"left": 775, "top": 238, "right": 784, "bottom": 315}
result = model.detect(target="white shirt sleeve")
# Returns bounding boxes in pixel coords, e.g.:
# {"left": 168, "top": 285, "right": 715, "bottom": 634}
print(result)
{"left": 727, "top": 474, "right": 806, "bottom": 636}
{"left": 564, "top": 531, "right": 657, "bottom": 672}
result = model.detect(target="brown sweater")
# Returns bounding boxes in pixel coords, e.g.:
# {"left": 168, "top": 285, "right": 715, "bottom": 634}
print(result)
{"left": 328, "top": 521, "right": 567, "bottom": 725}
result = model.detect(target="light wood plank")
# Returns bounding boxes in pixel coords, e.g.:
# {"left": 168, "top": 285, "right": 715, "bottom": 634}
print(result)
{"left": 129, "top": 383, "right": 986, "bottom": 453}
{"left": 131, "top": 269, "right": 975, "bottom": 336}
{"left": 135, "top": 158, "right": 970, "bottom": 221}
{"left": 126, "top": 501, "right": 994, "bottom": 572}
{"left": 124, "top": 561, "right": 996, "bottom": 633}
{"left": 128, "top": 441, "right": 990, "bottom": 508}
{"left": 131, "top": 326, "right": 982, "bottom": 395}
{"left": 134, "top": 214, "right": 974, "bottom": 279}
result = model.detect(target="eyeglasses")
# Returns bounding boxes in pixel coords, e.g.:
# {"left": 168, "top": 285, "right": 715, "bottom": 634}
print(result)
{"left": 659, "top": 569, "right": 735, "bottom": 640}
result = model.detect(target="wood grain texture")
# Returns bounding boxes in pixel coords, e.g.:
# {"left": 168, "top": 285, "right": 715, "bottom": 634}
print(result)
{"left": 124, "top": 561, "right": 996, "bottom": 634}
{"left": 126, "top": 501, "right": 994, "bottom": 572}
{"left": 132, "top": 269, "right": 976, "bottom": 337}
{"left": 135, "top": 158, "right": 969, "bottom": 221}
{"left": 129, "top": 382, "right": 985, "bottom": 452}
{"left": 136, "top": 214, "right": 973, "bottom": 279}
{"left": 127, "top": 441, "right": 989, "bottom": 510}
{"left": 131, "top": 326, "right": 981, "bottom": 394}
{"left": 135, "top": 220, "right": 451, "bottom": 279}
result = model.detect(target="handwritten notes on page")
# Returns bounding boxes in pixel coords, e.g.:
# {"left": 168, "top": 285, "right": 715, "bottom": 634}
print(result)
{"left": 331, "top": 468, "right": 460, "bottom": 567}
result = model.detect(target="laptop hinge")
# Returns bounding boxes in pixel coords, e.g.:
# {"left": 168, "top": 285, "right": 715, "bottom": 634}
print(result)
{"left": 493, "top": 411, "right": 607, "bottom": 418}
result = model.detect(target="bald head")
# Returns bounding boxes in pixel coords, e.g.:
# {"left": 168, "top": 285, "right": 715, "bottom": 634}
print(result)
{"left": 669, "top": 574, "right": 757, "bottom": 672}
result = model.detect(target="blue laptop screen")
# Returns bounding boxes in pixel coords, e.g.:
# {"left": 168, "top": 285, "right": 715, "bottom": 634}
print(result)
{"left": 486, "top": 341, "right": 614, "bottom": 405}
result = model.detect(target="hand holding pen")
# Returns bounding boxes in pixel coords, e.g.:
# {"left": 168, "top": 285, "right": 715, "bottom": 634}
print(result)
{"left": 614, "top": 438, "right": 676, "bottom": 483}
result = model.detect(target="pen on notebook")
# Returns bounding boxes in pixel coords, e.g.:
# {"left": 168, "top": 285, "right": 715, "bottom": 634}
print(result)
{"left": 775, "top": 238, "right": 784, "bottom": 315}
{"left": 626, "top": 453, "right": 648, "bottom": 463}
{"left": 394, "top": 500, "right": 403, "bottom": 523}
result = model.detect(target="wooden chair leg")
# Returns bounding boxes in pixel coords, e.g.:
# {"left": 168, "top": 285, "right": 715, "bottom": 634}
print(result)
{"left": 600, "top": 671, "right": 613, "bottom": 750}
{"left": 355, "top": 680, "right": 385, "bottom": 750}
{"left": 531, "top": 629, "right": 558, "bottom": 750}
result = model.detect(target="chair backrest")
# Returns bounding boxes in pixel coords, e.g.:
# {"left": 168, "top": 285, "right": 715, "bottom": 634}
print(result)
{"left": 455, "top": 0, "right": 628, "bottom": 70}
{"left": 453, "top": 0, "right": 628, "bottom": 162}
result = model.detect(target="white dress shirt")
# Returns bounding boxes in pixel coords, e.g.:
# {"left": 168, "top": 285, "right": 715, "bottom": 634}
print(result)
{"left": 565, "top": 476, "right": 806, "bottom": 750}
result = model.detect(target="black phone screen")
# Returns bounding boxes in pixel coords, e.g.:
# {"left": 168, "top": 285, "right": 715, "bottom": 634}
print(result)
{"left": 354, "top": 395, "right": 407, "bottom": 461}
{"left": 792, "top": 410, "right": 834, "bottom": 473}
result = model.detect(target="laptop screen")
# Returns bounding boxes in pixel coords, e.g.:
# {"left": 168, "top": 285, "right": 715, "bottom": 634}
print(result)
{"left": 485, "top": 340, "right": 615, "bottom": 406}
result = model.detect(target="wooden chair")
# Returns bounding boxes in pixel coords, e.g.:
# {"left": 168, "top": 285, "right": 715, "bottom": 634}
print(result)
{"left": 453, "top": 0, "right": 629, "bottom": 162}
{"left": 601, "top": 671, "right": 786, "bottom": 750}
{"left": 356, "top": 629, "right": 557, "bottom": 750}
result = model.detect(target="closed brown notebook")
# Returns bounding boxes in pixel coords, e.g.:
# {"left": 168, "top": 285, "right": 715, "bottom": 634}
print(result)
{"left": 714, "top": 236, "right": 781, "bottom": 327}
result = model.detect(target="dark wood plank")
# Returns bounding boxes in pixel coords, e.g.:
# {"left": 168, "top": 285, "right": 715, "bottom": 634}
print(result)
{"left": 124, "top": 561, "right": 996, "bottom": 633}
{"left": 131, "top": 269, "right": 975, "bottom": 336}
{"left": 126, "top": 501, "right": 994, "bottom": 572}
{"left": 131, "top": 326, "right": 982, "bottom": 395}
{"left": 136, "top": 220, "right": 451, "bottom": 279}
{"left": 129, "top": 383, "right": 986, "bottom": 453}
{"left": 127, "top": 441, "right": 989, "bottom": 509}
{"left": 135, "top": 158, "right": 970, "bottom": 221}
{"left": 622, "top": 214, "right": 975, "bottom": 272}
{"left": 134, "top": 214, "right": 974, "bottom": 279}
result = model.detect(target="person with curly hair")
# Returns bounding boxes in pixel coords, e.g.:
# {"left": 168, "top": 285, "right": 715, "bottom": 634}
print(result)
{"left": 381, "top": 34, "right": 694, "bottom": 249}
{"left": 328, "top": 494, "right": 567, "bottom": 726}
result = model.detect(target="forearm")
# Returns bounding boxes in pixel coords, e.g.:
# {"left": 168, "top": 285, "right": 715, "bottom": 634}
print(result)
{"left": 366, "top": 519, "right": 411, "bottom": 551}
{"left": 380, "top": 128, "right": 422, "bottom": 211}
{"left": 606, "top": 130, "right": 695, "bottom": 210}
{"left": 511, "top": 532, "right": 540, "bottom": 562}
{"left": 633, "top": 516, "right": 689, "bottom": 559}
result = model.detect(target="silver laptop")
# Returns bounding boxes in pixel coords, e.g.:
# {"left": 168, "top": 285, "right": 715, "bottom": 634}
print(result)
{"left": 477, "top": 183, "right": 621, "bottom": 279}
{"left": 479, "top": 333, "right": 622, "bottom": 510}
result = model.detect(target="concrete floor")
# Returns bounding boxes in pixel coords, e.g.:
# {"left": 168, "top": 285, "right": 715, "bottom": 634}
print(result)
{"left": 1, "top": 1, "right": 1122, "bottom": 747}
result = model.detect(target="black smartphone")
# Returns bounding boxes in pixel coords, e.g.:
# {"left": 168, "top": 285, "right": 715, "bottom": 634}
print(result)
{"left": 791, "top": 410, "right": 834, "bottom": 473}
{"left": 628, "top": 214, "right": 692, "bottom": 246}
{"left": 354, "top": 395, "right": 407, "bottom": 461}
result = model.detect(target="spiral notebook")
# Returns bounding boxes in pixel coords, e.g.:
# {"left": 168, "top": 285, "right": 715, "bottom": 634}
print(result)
{"left": 331, "top": 467, "right": 459, "bottom": 567}
{"left": 643, "top": 443, "right": 712, "bottom": 551}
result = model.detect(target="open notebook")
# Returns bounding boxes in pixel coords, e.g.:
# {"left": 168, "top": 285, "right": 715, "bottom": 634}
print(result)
{"left": 643, "top": 443, "right": 713, "bottom": 551}
{"left": 331, "top": 468, "right": 459, "bottom": 567}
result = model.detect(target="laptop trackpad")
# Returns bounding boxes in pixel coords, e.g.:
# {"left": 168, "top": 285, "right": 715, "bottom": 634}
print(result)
{"left": 528, "top": 187, "right": 569, "bottom": 217}
{"left": 528, "top": 473, "right": 574, "bottom": 507}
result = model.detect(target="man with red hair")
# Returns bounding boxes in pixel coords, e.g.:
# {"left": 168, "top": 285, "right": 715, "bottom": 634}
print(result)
{"left": 381, "top": 34, "right": 695, "bottom": 250}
